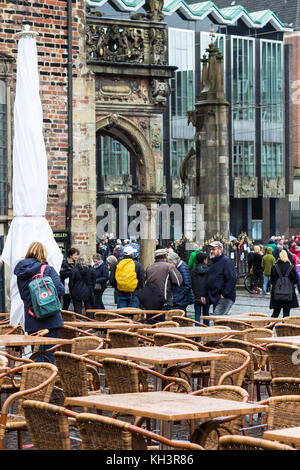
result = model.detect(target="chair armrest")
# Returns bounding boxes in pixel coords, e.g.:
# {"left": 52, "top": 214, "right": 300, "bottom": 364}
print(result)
{"left": 218, "top": 354, "right": 250, "bottom": 386}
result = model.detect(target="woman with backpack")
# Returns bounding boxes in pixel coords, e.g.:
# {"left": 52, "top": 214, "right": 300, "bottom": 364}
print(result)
{"left": 270, "top": 249, "right": 299, "bottom": 318}
{"left": 69, "top": 255, "right": 96, "bottom": 317}
{"left": 14, "top": 241, "right": 65, "bottom": 363}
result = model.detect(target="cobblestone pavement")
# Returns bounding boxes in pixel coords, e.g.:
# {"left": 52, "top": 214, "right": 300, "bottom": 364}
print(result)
{"left": 4, "top": 289, "right": 291, "bottom": 450}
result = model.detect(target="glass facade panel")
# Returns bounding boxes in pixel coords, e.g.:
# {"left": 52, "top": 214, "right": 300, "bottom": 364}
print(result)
{"left": 261, "top": 143, "right": 283, "bottom": 178}
{"left": 102, "top": 136, "right": 129, "bottom": 175}
{"left": 233, "top": 141, "right": 255, "bottom": 177}
{"left": 232, "top": 36, "right": 254, "bottom": 121}
{"left": 0, "top": 79, "right": 7, "bottom": 215}
{"left": 169, "top": 29, "right": 195, "bottom": 176}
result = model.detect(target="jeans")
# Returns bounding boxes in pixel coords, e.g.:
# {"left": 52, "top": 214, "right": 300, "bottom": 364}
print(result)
{"left": 34, "top": 328, "right": 59, "bottom": 364}
{"left": 117, "top": 293, "right": 140, "bottom": 309}
{"left": 194, "top": 302, "right": 210, "bottom": 326}
{"left": 263, "top": 275, "right": 270, "bottom": 295}
{"left": 212, "top": 298, "right": 234, "bottom": 316}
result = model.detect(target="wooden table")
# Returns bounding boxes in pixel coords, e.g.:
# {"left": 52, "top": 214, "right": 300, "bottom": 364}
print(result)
{"left": 200, "top": 315, "right": 279, "bottom": 326}
{"left": 256, "top": 335, "right": 300, "bottom": 346}
{"left": 88, "top": 345, "right": 226, "bottom": 390}
{"left": 64, "top": 321, "right": 147, "bottom": 331}
{"left": 65, "top": 391, "right": 267, "bottom": 449}
{"left": 263, "top": 427, "right": 300, "bottom": 448}
{"left": 138, "top": 326, "right": 244, "bottom": 339}
{"left": 0, "top": 334, "right": 74, "bottom": 347}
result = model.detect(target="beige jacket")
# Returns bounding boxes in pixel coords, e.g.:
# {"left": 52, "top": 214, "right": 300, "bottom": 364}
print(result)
{"left": 145, "top": 259, "right": 183, "bottom": 306}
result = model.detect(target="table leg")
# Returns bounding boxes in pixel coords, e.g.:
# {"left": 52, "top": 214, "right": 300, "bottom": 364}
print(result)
{"left": 161, "top": 421, "right": 173, "bottom": 450}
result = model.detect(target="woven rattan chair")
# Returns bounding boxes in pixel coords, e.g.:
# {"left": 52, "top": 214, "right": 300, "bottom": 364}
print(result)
{"left": 71, "top": 336, "right": 104, "bottom": 356}
{"left": 171, "top": 316, "right": 208, "bottom": 328}
{"left": 23, "top": 400, "right": 77, "bottom": 450}
{"left": 61, "top": 310, "right": 96, "bottom": 322}
{"left": 94, "top": 312, "right": 129, "bottom": 322}
{"left": 209, "top": 348, "right": 250, "bottom": 387}
{"left": 190, "top": 385, "right": 249, "bottom": 449}
{"left": 0, "top": 324, "right": 24, "bottom": 335}
{"left": 242, "top": 328, "right": 274, "bottom": 343}
{"left": 54, "top": 351, "right": 102, "bottom": 403}
{"left": 104, "top": 318, "right": 134, "bottom": 323}
{"left": 0, "top": 362, "right": 58, "bottom": 450}
{"left": 275, "top": 323, "right": 300, "bottom": 337}
{"left": 76, "top": 413, "right": 203, "bottom": 450}
{"left": 107, "top": 330, "right": 154, "bottom": 349}
{"left": 150, "top": 321, "right": 179, "bottom": 328}
{"left": 152, "top": 333, "right": 212, "bottom": 350}
{"left": 271, "top": 377, "right": 300, "bottom": 396}
{"left": 266, "top": 395, "right": 300, "bottom": 435}
{"left": 281, "top": 315, "right": 300, "bottom": 325}
{"left": 266, "top": 343, "right": 300, "bottom": 378}
{"left": 219, "top": 435, "right": 295, "bottom": 450}
{"left": 214, "top": 319, "right": 253, "bottom": 331}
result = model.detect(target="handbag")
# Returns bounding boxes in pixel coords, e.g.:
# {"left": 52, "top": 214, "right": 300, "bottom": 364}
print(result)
{"left": 94, "top": 282, "right": 102, "bottom": 291}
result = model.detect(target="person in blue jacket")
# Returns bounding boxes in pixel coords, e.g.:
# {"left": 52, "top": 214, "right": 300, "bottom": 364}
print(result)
{"left": 167, "top": 251, "right": 194, "bottom": 313}
{"left": 200, "top": 241, "right": 236, "bottom": 316}
{"left": 92, "top": 253, "right": 109, "bottom": 310}
{"left": 14, "top": 241, "right": 65, "bottom": 363}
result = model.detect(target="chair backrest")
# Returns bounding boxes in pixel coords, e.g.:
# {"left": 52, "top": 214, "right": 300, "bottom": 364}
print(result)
{"left": 163, "top": 343, "right": 198, "bottom": 351}
{"left": 101, "top": 358, "right": 146, "bottom": 393}
{"left": 219, "top": 435, "right": 295, "bottom": 450}
{"left": 271, "top": 377, "right": 300, "bottom": 396}
{"left": 58, "top": 325, "right": 78, "bottom": 352}
{"left": 0, "top": 324, "right": 24, "bottom": 335}
{"left": 266, "top": 343, "right": 300, "bottom": 378}
{"left": 209, "top": 348, "right": 250, "bottom": 387}
{"left": 16, "top": 363, "right": 58, "bottom": 416}
{"left": 54, "top": 351, "right": 90, "bottom": 397}
{"left": 275, "top": 323, "right": 300, "bottom": 337}
{"left": 241, "top": 313, "right": 270, "bottom": 317}
{"left": 76, "top": 412, "right": 147, "bottom": 450}
{"left": 23, "top": 400, "right": 71, "bottom": 450}
{"left": 195, "top": 384, "right": 249, "bottom": 402}
{"left": 105, "top": 318, "right": 134, "bottom": 324}
{"left": 108, "top": 330, "right": 140, "bottom": 348}
{"left": 152, "top": 321, "right": 179, "bottom": 328}
{"left": 0, "top": 354, "right": 8, "bottom": 386}
{"left": 267, "top": 395, "right": 300, "bottom": 431}
{"left": 281, "top": 316, "right": 300, "bottom": 325}
{"left": 153, "top": 333, "right": 187, "bottom": 347}
{"left": 60, "top": 310, "right": 77, "bottom": 322}
{"left": 94, "top": 312, "right": 127, "bottom": 322}
{"left": 243, "top": 328, "right": 274, "bottom": 343}
{"left": 214, "top": 319, "right": 253, "bottom": 331}
{"left": 71, "top": 336, "right": 103, "bottom": 356}
{"left": 165, "top": 309, "right": 186, "bottom": 320}
{"left": 219, "top": 339, "right": 256, "bottom": 378}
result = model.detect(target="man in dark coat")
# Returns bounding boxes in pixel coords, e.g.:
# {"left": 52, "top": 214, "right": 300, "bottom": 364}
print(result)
{"left": 200, "top": 241, "right": 236, "bottom": 316}
{"left": 59, "top": 247, "right": 79, "bottom": 310}
{"left": 270, "top": 250, "right": 299, "bottom": 318}
{"left": 69, "top": 255, "right": 96, "bottom": 317}
{"left": 92, "top": 253, "right": 109, "bottom": 310}
{"left": 167, "top": 251, "right": 194, "bottom": 312}
{"left": 191, "top": 252, "right": 210, "bottom": 325}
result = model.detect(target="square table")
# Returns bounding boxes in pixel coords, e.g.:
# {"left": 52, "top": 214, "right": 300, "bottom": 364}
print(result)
{"left": 263, "top": 427, "right": 300, "bottom": 448}
{"left": 138, "top": 326, "right": 244, "bottom": 339}
{"left": 88, "top": 346, "right": 226, "bottom": 390}
{"left": 0, "top": 334, "right": 74, "bottom": 347}
{"left": 65, "top": 391, "right": 267, "bottom": 449}
{"left": 255, "top": 335, "right": 300, "bottom": 346}
{"left": 199, "top": 315, "right": 278, "bottom": 327}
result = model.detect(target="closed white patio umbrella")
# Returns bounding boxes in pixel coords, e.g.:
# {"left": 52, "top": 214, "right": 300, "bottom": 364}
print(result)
{"left": 1, "top": 25, "right": 63, "bottom": 328}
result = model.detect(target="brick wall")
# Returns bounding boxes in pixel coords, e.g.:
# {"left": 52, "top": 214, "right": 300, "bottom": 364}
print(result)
{"left": 0, "top": 0, "right": 81, "bottom": 230}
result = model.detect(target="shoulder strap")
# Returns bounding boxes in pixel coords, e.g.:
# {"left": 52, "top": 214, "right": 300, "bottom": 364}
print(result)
{"left": 274, "top": 264, "right": 282, "bottom": 278}
{"left": 40, "top": 264, "right": 47, "bottom": 276}
{"left": 285, "top": 265, "right": 293, "bottom": 278}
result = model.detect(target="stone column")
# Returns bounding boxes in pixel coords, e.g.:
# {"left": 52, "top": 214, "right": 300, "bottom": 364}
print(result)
{"left": 136, "top": 194, "right": 160, "bottom": 268}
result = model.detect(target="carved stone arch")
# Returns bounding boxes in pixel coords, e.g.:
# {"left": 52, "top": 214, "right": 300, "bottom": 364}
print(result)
{"left": 96, "top": 113, "right": 156, "bottom": 193}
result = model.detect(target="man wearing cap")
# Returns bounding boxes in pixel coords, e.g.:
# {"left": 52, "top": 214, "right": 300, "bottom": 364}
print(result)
{"left": 200, "top": 241, "right": 236, "bottom": 316}
{"left": 109, "top": 245, "right": 144, "bottom": 308}
{"left": 144, "top": 248, "right": 183, "bottom": 314}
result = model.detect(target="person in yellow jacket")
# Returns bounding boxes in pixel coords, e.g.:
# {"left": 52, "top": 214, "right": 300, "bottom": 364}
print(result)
{"left": 261, "top": 246, "right": 275, "bottom": 295}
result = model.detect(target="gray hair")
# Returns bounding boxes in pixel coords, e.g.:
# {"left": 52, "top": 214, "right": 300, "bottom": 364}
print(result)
{"left": 107, "top": 255, "right": 118, "bottom": 266}
{"left": 167, "top": 251, "right": 180, "bottom": 264}
{"left": 76, "top": 255, "right": 89, "bottom": 267}
{"left": 92, "top": 253, "right": 102, "bottom": 260}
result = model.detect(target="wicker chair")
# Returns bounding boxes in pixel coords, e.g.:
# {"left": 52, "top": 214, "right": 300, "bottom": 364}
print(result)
{"left": 94, "top": 312, "right": 129, "bottom": 322}
{"left": 266, "top": 343, "right": 300, "bottom": 378}
{"left": 209, "top": 348, "right": 250, "bottom": 387}
{"left": 107, "top": 329, "right": 154, "bottom": 348}
{"left": 0, "top": 324, "right": 24, "bottom": 335}
{"left": 264, "top": 395, "right": 300, "bottom": 449}
{"left": 219, "top": 435, "right": 295, "bottom": 450}
{"left": 281, "top": 315, "right": 300, "bottom": 325}
{"left": 71, "top": 336, "right": 104, "bottom": 356}
{"left": 242, "top": 328, "right": 274, "bottom": 343}
{"left": 275, "top": 323, "right": 300, "bottom": 337}
{"left": 271, "top": 377, "right": 300, "bottom": 396}
{"left": 76, "top": 413, "right": 203, "bottom": 450}
{"left": 23, "top": 400, "right": 77, "bottom": 450}
{"left": 0, "top": 362, "right": 58, "bottom": 450}
{"left": 171, "top": 316, "right": 208, "bottom": 328}
{"left": 220, "top": 338, "right": 272, "bottom": 401}
{"left": 190, "top": 385, "right": 249, "bottom": 450}
{"left": 214, "top": 319, "right": 253, "bottom": 331}
{"left": 149, "top": 321, "right": 179, "bottom": 328}
{"left": 54, "top": 351, "right": 102, "bottom": 403}
{"left": 152, "top": 333, "right": 212, "bottom": 351}
{"left": 61, "top": 310, "right": 95, "bottom": 322}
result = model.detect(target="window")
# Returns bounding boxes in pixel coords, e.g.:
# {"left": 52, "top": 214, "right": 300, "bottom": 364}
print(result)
{"left": 252, "top": 220, "right": 262, "bottom": 240}
{"left": 102, "top": 136, "right": 129, "bottom": 176}
{"left": 261, "top": 143, "right": 283, "bottom": 177}
{"left": 171, "top": 138, "right": 194, "bottom": 177}
{"left": 233, "top": 141, "right": 255, "bottom": 177}
{"left": 232, "top": 37, "right": 254, "bottom": 121}
{"left": 169, "top": 29, "right": 195, "bottom": 176}
{"left": 0, "top": 78, "right": 8, "bottom": 215}
{"left": 261, "top": 41, "right": 283, "bottom": 123}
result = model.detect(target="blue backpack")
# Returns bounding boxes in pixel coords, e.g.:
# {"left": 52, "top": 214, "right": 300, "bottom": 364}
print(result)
{"left": 28, "top": 265, "right": 61, "bottom": 319}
